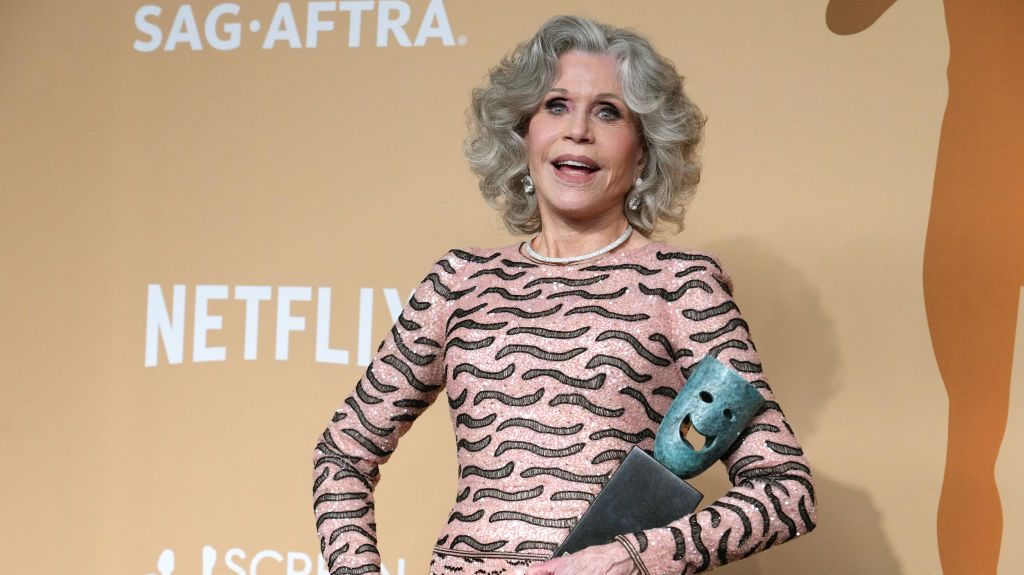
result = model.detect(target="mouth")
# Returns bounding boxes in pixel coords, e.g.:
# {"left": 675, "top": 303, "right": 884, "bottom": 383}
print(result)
{"left": 680, "top": 414, "right": 716, "bottom": 452}
{"left": 551, "top": 155, "right": 600, "bottom": 183}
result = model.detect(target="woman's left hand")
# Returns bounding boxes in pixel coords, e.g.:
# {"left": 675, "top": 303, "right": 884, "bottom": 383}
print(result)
{"left": 525, "top": 541, "right": 638, "bottom": 575}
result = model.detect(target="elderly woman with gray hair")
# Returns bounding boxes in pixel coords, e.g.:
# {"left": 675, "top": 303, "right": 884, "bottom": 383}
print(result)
{"left": 313, "top": 15, "right": 816, "bottom": 575}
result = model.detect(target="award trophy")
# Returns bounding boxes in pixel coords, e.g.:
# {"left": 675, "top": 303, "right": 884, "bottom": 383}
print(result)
{"left": 554, "top": 356, "right": 766, "bottom": 556}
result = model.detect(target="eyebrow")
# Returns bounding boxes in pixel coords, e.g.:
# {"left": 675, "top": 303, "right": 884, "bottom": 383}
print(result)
{"left": 547, "top": 88, "right": 626, "bottom": 105}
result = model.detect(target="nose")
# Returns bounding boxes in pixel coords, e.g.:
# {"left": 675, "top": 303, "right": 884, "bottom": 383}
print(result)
{"left": 564, "top": 108, "right": 592, "bottom": 143}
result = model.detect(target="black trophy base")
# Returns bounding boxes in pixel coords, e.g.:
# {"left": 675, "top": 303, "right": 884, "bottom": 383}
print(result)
{"left": 554, "top": 446, "right": 703, "bottom": 557}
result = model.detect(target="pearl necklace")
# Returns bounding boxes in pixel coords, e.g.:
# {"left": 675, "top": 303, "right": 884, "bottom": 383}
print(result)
{"left": 524, "top": 225, "right": 634, "bottom": 264}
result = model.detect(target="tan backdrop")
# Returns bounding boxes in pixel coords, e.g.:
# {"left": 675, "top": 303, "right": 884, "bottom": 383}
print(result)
{"left": 2, "top": 1, "right": 1020, "bottom": 574}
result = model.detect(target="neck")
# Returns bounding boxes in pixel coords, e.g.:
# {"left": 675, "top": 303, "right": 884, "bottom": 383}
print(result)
{"left": 529, "top": 214, "right": 643, "bottom": 259}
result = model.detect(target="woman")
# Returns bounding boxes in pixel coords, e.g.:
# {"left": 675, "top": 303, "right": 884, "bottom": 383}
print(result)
{"left": 313, "top": 15, "right": 816, "bottom": 575}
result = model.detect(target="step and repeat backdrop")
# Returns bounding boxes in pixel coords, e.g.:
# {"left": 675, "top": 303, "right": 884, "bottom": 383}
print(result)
{"left": 2, "top": 1, "right": 1022, "bottom": 574}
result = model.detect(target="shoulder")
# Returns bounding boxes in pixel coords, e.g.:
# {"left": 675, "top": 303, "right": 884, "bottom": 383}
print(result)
{"left": 641, "top": 242, "right": 734, "bottom": 295}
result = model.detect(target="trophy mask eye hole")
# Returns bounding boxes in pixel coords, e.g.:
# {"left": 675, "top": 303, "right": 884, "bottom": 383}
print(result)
{"left": 700, "top": 391, "right": 713, "bottom": 403}
{"left": 723, "top": 408, "right": 734, "bottom": 420}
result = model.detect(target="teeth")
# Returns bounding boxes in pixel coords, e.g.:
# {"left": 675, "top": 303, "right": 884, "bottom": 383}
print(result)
{"left": 556, "top": 160, "right": 596, "bottom": 169}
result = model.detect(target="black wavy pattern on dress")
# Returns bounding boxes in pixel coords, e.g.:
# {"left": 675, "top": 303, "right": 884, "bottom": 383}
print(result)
{"left": 633, "top": 532, "right": 649, "bottom": 552}
{"left": 652, "top": 386, "right": 677, "bottom": 399}
{"left": 516, "top": 541, "right": 557, "bottom": 552}
{"left": 618, "top": 387, "right": 663, "bottom": 424}
{"left": 446, "top": 303, "right": 488, "bottom": 331}
{"left": 547, "top": 286, "right": 627, "bottom": 300}
{"left": 524, "top": 273, "right": 609, "bottom": 288}
{"left": 496, "top": 417, "right": 584, "bottom": 436}
{"left": 382, "top": 354, "right": 441, "bottom": 392}
{"left": 451, "top": 249, "right": 499, "bottom": 264}
{"left": 639, "top": 280, "right": 712, "bottom": 302}
{"left": 450, "top": 535, "right": 508, "bottom": 551}
{"left": 332, "top": 410, "right": 347, "bottom": 422}
{"left": 448, "top": 510, "right": 485, "bottom": 523}
{"left": 495, "top": 344, "right": 586, "bottom": 362}
{"left": 669, "top": 526, "right": 686, "bottom": 560}
{"left": 799, "top": 496, "right": 816, "bottom": 530}
{"left": 495, "top": 440, "right": 585, "bottom": 458}
{"left": 426, "top": 272, "right": 476, "bottom": 301}
{"left": 586, "top": 354, "right": 651, "bottom": 383}
{"left": 487, "top": 303, "right": 563, "bottom": 319}
{"left": 581, "top": 262, "right": 660, "bottom": 275}
{"left": 316, "top": 505, "right": 372, "bottom": 528}
{"left": 408, "top": 294, "right": 430, "bottom": 311}
{"left": 736, "top": 461, "right": 812, "bottom": 485}
{"left": 455, "top": 487, "right": 470, "bottom": 503}
{"left": 445, "top": 336, "right": 495, "bottom": 353}
{"left": 521, "top": 467, "right": 608, "bottom": 485}
{"left": 455, "top": 413, "right": 497, "bottom": 429}
{"left": 354, "top": 544, "right": 378, "bottom": 556}
{"left": 690, "top": 317, "right": 750, "bottom": 343}
{"left": 473, "top": 485, "right": 544, "bottom": 502}
{"left": 648, "top": 332, "right": 694, "bottom": 360}
{"left": 345, "top": 397, "right": 395, "bottom": 437}
{"left": 501, "top": 257, "right": 539, "bottom": 268}
{"left": 474, "top": 388, "right": 544, "bottom": 407}
{"left": 750, "top": 378, "right": 770, "bottom": 390}
{"left": 715, "top": 276, "right": 734, "bottom": 296}
{"left": 354, "top": 382, "right": 382, "bottom": 405}
{"left": 397, "top": 314, "right": 421, "bottom": 331}
{"left": 592, "top": 449, "right": 628, "bottom": 464}
{"left": 565, "top": 305, "right": 649, "bottom": 322}
{"left": 523, "top": 368, "right": 605, "bottom": 389}
{"left": 446, "top": 318, "right": 509, "bottom": 337}
{"left": 713, "top": 501, "right": 753, "bottom": 546}
{"left": 480, "top": 286, "right": 543, "bottom": 301}
{"left": 596, "top": 330, "right": 671, "bottom": 366}
{"left": 461, "top": 461, "right": 515, "bottom": 479}
{"left": 434, "top": 258, "right": 455, "bottom": 274}
{"left": 340, "top": 428, "right": 392, "bottom": 457}
{"left": 724, "top": 491, "right": 771, "bottom": 536}
{"left": 469, "top": 267, "right": 526, "bottom": 281}
{"left": 507, "top": 325, "right": 589, "bottom": 339}
{"left": 708, "top": 507, "right": 722, "bottom": 528}
{"left": 457, "top": 436, "right": 492, "bottom": 452}
{"left": 413, "top": 336, "right": 441, "bottom": 348}
{"left": 550, "top": 490, "right": 594, "bottom": 502}
{"left": 766, "top": 441, "right": 804, "bottom": 456}
{"left": 709, "top": 339, "right": 750, "bottom": 357}
{"left": 365, "top": 362, "right": 398, "bottom": 393}
{"left": 489, "top": 511, "right": 577, "bottom": 529}
{"left": 389, "top": 399, "right": 425, "bottom": 407}
{"left": 675, "top": 265, "right": 708, "bottom": 277}
{"left": 313, "top": 467, "right": 330, "bottom": 493}
{"left": 728, "top": 455, "right": 765, "bottom": 483}
{"left": 447, "top": 388, "right": 467, "bottom": 409}
{"left": 328, "top": 524, "right": 377, "bottom": 545}
{"left": 766, "top": 484, "right": 798, "bottom": 537}
{"left": 682, "top": 301, "right": 739, "bottom": 321}
{"left": 717, "top": 527, "right": 732, "bottom": 565}
{"left": 731, "top": 358, "right": 763, "bottom": 373}
{"left": 655, "top": 251, "right": 722, "bottom": 271}
{"left": 314, "top": 491, "right": 369, "bottom": 507}
{"left": 690, "top": 514, "right": 710, "bottom": 571}
{"left": 452, "top": 363, "right": 516, "bottom": 381}
{"left": 588, "top": 427, "right": 656, "bottom": 443}
{"left": 548, "top": 393, "right": 624, "bottom": 417}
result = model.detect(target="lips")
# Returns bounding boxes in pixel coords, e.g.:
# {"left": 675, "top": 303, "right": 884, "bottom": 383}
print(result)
{"left": 551, "top": 154, "right": 600, "bottom": 182}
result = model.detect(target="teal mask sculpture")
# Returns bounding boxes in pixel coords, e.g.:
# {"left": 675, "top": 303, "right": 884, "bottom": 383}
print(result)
{"left": 654, "top": 356, "right": 766, "bottom": 479}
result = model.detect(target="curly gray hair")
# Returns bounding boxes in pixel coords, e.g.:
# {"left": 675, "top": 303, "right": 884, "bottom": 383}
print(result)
{"left": 465, "top": 15, "right": 706, "bottom": 236}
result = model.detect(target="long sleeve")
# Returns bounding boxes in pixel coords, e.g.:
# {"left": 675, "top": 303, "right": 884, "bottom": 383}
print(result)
{"left": 613, "top": 256, "right": 817, "bottom": 575}
{"left": 312, "top": 251, "right": 455, "bottom": 575}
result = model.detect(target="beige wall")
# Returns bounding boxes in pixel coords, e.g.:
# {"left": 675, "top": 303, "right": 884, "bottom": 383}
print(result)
{"left": 1, "top": 1, "right": 1017, "bottom": 574}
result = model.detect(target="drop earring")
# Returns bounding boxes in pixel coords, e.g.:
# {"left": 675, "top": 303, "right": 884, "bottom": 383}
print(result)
{"left": 628, "top": 177, "right": 643, "bottom": 210}
{"left": 522, "top": 175, "right": 535, "bottom": 194}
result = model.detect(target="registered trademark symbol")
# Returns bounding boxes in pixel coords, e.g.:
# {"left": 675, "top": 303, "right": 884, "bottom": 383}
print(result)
{"left": 457, "top": 35, "right": 468, "bottom": 46}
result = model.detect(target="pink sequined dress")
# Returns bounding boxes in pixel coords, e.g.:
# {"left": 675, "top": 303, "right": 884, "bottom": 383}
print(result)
{"left": 312, "top": 242, "right": 816, "bottom": 575}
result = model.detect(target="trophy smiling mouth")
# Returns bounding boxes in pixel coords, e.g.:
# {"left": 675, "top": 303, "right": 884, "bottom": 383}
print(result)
{"left": 680, "top": 414, "right": 717, "bottom": 453}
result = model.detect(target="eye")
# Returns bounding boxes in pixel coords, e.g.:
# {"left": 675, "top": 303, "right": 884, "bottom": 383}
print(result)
{"left": 544, "top": 98, "right": 568, "bottom": 115}
{"left": 723, "top": 408, "right": 734, "bottom": 421}
{"left": 596, "top": 104, "right": 622, "bottom": 121}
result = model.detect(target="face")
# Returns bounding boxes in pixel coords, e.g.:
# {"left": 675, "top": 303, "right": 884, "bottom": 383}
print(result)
{"left": 524, "top": 50, "right": 645, "bottom": 225}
